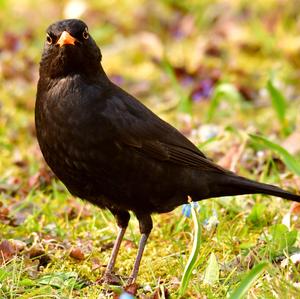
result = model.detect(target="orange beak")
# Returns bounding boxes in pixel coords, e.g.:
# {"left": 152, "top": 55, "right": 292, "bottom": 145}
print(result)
{"left": 56, "top": 31, "right": 76, "bottom": 47}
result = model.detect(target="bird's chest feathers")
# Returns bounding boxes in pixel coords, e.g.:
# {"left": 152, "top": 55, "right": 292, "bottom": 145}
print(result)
{"left": 42, "top": 77, "right": 91, "bottom": 132}
{"left": 38, "top": 76, "right": 104, "bottom": 159}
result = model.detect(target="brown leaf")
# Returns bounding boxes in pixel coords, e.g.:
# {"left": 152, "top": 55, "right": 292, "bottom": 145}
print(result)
{"left": 151, "top": 285, "right": 170, "bottom": 299}
{"left": 290, "top": 202, "right": 300, "bottom": 215}
{"left": 91, "top": 257, "right": 101, "bottom": 270}
{"left": 0, "top": 202, "right": 10, "bottom": 223}
{"left": 282, "top": 131, "right": 300, "bottom": 155}
{"left": 28, "top": 166, "right": 54, "bottom": 189}
{"left": 124, "top": 283, "right": 139, "bottom": 296}
{"left": 237, "top": 84, "right": 257, "bottom": 102}
{"left": 28, "top": 244, "right": 45, "bottom": 259}
{"left": 0, "top": 240, "right": 17, "bottom": 264}
{"left": 64, "top": 198, "right": 91, "bottom": 220}
{"left": 12, "top": 150, "right": 28, "bottom": 168}
{"left": 112, "top": 283, "right": 139, "bottom": 299}
{"left": 100, "top": 242, "right": 114, "bottom": 252}
{"left": 124, "top": 240, "right": 136, "bottom": 250}
{"left": 70, "top": 247, "right": 85, "bottom": 260}
{"left": 218, "top": 143, "right": 245, "bottom": 171}
{"left": 27, "top": 244, "right": 51, "bottom": 269}
{"left": 9, "top": 212, "right": 26, "bottom": 227}
{"left": 9, "top": 239, "right": 26, "bottom": 252}
{"left": 3, "top": 32, "right": 21, "bottom": 52}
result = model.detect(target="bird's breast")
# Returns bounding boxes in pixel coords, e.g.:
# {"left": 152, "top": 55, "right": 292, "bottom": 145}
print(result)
{"left": 36, "top": 76, "right": 116, "bottom": 187}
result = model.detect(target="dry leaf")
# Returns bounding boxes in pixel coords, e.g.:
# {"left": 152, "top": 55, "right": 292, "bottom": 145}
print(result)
{"left": 282, "top": 131, "right": 300, "bottom": 155}
{"left": 290, "top": 202, "right": 300, "bottom": 215}
{"left": 70, "top": 247, "right": 85, "bottom": 260}
{"left": 0, "top": 240, "right": 17, "bottom": 264}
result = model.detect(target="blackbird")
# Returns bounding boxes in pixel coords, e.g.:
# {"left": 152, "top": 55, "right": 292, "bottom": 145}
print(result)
{"left": 35, "top": 19, "right": 300, "bottom": 284}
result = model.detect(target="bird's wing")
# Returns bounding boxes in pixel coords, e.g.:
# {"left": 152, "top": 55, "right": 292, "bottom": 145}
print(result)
{"left": 103, "top": 90, "right": 225, "bottom": 172}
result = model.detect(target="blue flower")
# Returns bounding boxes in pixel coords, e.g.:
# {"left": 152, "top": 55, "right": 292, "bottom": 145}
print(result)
{"left": 119, "top": 292, "right": 135, "bottom": 299}
{"left": 203, "top": 209, "right": 219, "bottom": 231}
{"left": 182, "top": 202, "right": 200, "bottom": 218}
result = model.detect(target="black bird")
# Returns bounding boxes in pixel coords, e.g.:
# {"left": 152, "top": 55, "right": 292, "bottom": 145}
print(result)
{"left": 35, "top": 19, "right": 300, "bottom": 284}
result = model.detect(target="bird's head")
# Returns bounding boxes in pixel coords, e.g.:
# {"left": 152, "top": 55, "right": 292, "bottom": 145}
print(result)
{"left": 40, "top": 19, "right": 102, "bottom": 79}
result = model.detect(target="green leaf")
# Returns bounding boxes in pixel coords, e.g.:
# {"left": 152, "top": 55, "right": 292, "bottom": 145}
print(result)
{"left": 246, "top": 203, "right": 267, "bottom": 226}
{"left": 161, "top": 58, "right": 192, "bottom": 114}
{"left": 19, "top": 278, "right": 35, "bottom": 287}
{"left": 203, "top": 252, "right": 219, "bottom": 285}
{"left": 17, "top": 286, "right": 53, "bottom": 299}
{"left": 229, "top": 262, "right": 268, "bottom": 299}
{"left": 38, "top": 271, "right": 85, "bottom": 290}
{"left": 269, "top": 224, "right": 298, "bottom": 256}
{"left": 249, "top": 134, "right": 300, "bottom": 176}
{"left": 267, "top": 77, "right": 288, "bottom": 134}
{"left": 178, "top": 203, "right": 202, "bottom": 296}
{"left": 207, "top": 83, "right": 242, "bottom": 122}
{"left": 0, "top": 269, "right": 9, "bottom": 282}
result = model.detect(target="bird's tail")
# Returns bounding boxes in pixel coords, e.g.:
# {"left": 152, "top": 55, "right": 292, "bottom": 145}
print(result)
{"left": 212, "top": 173, "right": 300, "bottom": 202}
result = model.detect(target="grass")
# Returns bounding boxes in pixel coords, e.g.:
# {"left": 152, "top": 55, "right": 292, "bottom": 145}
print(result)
{"left": 1, "top": 0, "right": 300, "bottom": 297}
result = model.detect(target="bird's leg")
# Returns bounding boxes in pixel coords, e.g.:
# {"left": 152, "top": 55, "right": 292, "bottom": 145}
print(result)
{"left": 106, "top": 227, "right": 126, "bottom": 273}
{"left": 127, "top": 213, "right": 153, "bottom": 285}
{"left": 103, "top": 209, "right": 130, "bottom": 284}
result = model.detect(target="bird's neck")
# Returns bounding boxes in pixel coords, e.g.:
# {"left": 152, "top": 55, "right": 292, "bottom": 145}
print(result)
{"left": 40, "top": 61, "right": 108, "bottom": 84}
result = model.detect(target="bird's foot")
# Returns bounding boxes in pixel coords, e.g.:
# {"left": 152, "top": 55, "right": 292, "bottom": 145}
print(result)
{"left": 101, "top": 271, "right": 122, "bottom": 285}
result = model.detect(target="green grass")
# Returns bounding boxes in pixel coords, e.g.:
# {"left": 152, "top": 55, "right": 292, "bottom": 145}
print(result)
{"left": 1, "top": 0, "right": 300, "bottom": 297}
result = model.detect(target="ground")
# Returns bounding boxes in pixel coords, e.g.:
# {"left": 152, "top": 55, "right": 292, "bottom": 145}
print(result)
{"left": 1, "top": 0, "right": 300, "bottom": 298}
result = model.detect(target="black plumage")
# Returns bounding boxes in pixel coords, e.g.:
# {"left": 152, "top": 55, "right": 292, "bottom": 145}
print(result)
{"left": 35, "top": 19, "right": 300, "bottom": 284}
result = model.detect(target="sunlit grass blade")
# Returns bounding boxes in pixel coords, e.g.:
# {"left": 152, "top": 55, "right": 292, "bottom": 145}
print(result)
{"left": 178, "top": 203, "right": 201, "bottom": 297}
{"left": 267, "top": 77, "right": 289, "bottom": 135}
{"left": 249, "top": 134, "right": 300, "bottom": 176}
{"left": 228, "top": 262, "right": 268, "bottom": 299}
{"left": 161, "top": 58, "right": 192, "bottom": 114}
{"left": 206, "top": 83, "right": 242, "bottom": 122}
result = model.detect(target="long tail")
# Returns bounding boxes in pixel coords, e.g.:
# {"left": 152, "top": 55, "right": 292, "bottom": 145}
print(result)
{"left": 211, "top": 173, "right": 300, "bottom": 202}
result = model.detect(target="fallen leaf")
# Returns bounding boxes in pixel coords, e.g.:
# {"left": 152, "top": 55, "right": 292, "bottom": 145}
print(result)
{"left": 0, "top": 239, "right": 17, "bottom": 264}
{"left": 9, "top": 212, "right": 26, "bottom": 227}
{"left": 28, "top": 166, "right": 54, "bottom": 189}
{"left": 124, "top": 283, "right": 138, "bottom": 296}
{"left": 91, "top": 257, "right": 101, "bottom": 270}
{"left": 100, "top": 242, "right": 114, "bottom": 252}
{"left": 151, "top": 285, "right": 170, "bottom": 299}
{"left": 28, "top": 244, "right": 45, "bottom": 259}
{"left": 218, "top": 143, "right": 245, "bottom": 171}
{"left": 64, "top": 198, "right": 91, "bottom": 220}
{"left": 123, "top": 240, "right": 136, "bottom": 250}
{"left": 27, "top": 243, "right": 51, "bottom": 269}
{"left": 9, "top": 239, "right": 26, "bottom": 252}
{"left": 0, "top": 202, "right": 10, "bottom": 224}
{"left": 290, "top": 202, "right": 300, "bottom": 215}
{"left": 282, "top": 131, "right": 300, "bottom": 155}
{"left": 70, "top": 247, "right": 85, "bottom": 260}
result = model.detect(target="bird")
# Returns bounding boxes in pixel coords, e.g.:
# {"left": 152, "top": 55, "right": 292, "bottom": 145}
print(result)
{"left": 35, "top": 19, "right": 300, "bottom": 285}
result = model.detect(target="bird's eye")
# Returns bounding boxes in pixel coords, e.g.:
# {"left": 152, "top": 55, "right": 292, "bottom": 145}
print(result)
{"left": 82, "top": 28, "right": 89, "bottom": 39}
{"left": 46, "top": 33, "right": 53, "bottom": 45}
